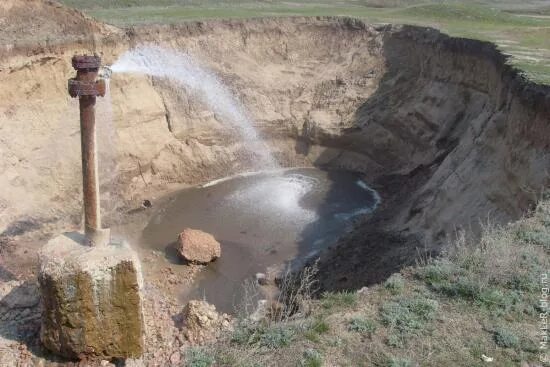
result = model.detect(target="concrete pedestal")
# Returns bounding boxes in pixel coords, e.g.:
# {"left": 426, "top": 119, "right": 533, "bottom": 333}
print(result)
{"left": 38, "top": 233, "right": 144, "bottom": 360}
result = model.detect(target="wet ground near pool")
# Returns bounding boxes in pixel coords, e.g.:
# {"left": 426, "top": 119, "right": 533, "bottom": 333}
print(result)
{"left": 135, "top": 168, "right": 378, "bottom": 313}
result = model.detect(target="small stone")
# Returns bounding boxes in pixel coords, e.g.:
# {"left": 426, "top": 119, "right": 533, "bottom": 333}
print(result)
{"left": 176, "top": 229, "right": 221, "bottom": 264}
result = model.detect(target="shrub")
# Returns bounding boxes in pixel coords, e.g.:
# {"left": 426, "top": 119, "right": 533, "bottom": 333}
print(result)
{"left": 259, "top": 325, "right": 295, "bottom": 349}
{"left": 416, "top": 260, "right": 458, "bottom": 284}
{"left": 275, "top": 263, "right": 319, "bottom": 322}
{"left": 507, "top": 272, "right": 538, "bottom": 292}
{"left": 380, "top": 298, "right": 438, "bottom": 337}
{"left": 435, "top": 277, "right": 523, "bottom": 314}
{"left": 348, "top": 317, "right": 377, "bottom": 336}
{"left": 236, "top": 263, "right": 318, "bottom": 324}
{"left": 384, "top": 274, "right": 405, "bottom": 294}
{"left": 186, "top": 348, "right": 215, "bottom": 367}
{"left": 520, "top": 337, "right": 539, "bottom": 353}
{"left": 311, "top": 319, "right": 330, "bottom": 334}
{"left": 387, "top": 333, "right": 407, "bottom": 348}
{"left": 231, "top": 322, "right": 260, "bottom": 345}
{"left": 320, "top": 291, "right": 358, "bottom": 309}
{"left": 438, "top": 277, "right": 479, "bottom": 299}
{"left": 300, "top": 349, "right": 323, "bottom": 367}
{"left": 515, "top": 228, "right": 550, "bottom": 247}
{"left": 304, "top": 318, "right": 329, "bottom": 343}
{"left": 231, "top": 322, "right": 295, "bottom": 349}
{"left": 493, "top": 327, "right": 519, "bottom": 349}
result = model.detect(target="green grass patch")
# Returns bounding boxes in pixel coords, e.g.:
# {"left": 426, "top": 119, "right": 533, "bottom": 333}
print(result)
{"left": 493, "top": 327, "right": 520, "bottom": 349}
{"left": 186, "top": 348, "right": 215, "bottom": 367}
{"left": 231, "top": 322, "right": 296, "bottom": 349}
{"left": 259, "top": 325, "right": 295, "bottom": 349}
{"left": 380, "top": 297, "right": 438, "bottom": 346}
{"left": 320, "top": 291, "right": 358, "bottom": 310}
{"left": 348, "top": 317, "right": 377, "bottom": 336}
{"left": 300, "top": 349, "right": 323, "bottom": 367}
{"left": 304, "top": 318, "right": 330, "bottom": 342}
{"left": 384, "top": 273, "right": 405, "bottom": 294}
{"left": 515, "top": 227, "right": 550, "bottom": 247}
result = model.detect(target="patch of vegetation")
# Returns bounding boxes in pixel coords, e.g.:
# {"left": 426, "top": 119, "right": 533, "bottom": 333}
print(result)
{"left": 320, "top": 291, "right": 358, "bottom": 310}
{"left": 493, "top": 327, "right": 520, "bottom": 349}
{"left": 348, "top": 317, "right": 377, "bottom": 336}
{"left": 384, "top": 273, "right": 405, "bottom": 294}
{"left": 259, "top": 326, "right": 295, "bottom": 349}
{"left": 231, "top": 323, "right": 295, "bottom": 349}
{"left": 414, "top": 210, "right": 548, "bottom": 318}
{"left": 380, "top": 298, "right": 438, "bottom": 334}
{"left": 186, "top": 348, "right": 215, "bottom": 367}
{"left": 304, "top": 318, "right": 330, "bottom": 342}
{"left": 416, "top": 259, "right": 459, "bottom": 284}
{"left": 205, "top": 199, "right": 549, "bottom": 365}
{"left": 515, "top": 227, "right": 550, "bottom": 247}
{"left": 299, "top": 349, "right": 323, "bottom": 367}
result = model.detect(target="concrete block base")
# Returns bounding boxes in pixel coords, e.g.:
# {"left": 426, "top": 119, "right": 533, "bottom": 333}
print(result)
{"left": 38, "top": 232, "right": 144, "bottom": 360}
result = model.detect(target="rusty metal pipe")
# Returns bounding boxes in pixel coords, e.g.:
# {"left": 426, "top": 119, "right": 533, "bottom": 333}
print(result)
{"left": 80, "top": 95, "right": 100, "bottom": 232}
{"left": 69, "top": 55, "right": 109, "bottom": 246}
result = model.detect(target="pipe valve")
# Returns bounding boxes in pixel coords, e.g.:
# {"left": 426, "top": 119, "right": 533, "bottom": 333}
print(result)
{"left": 68, "top": 55, "right": 107, "bottom": 98}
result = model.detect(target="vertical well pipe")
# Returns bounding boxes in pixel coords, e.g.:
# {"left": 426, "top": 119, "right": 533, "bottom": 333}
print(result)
{"left": 69, "top": 55, "right": 108, "bottom": 246}
{"left": 79, "top": 91, "right": 101, "bottom": 234}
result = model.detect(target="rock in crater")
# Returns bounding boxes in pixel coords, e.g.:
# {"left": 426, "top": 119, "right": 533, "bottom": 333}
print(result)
{"left": 176, "top": 229, "right": 221, "bottom": 264}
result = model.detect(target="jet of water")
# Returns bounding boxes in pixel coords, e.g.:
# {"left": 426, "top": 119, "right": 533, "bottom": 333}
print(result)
{"left": 110, "top": 45, "right": 277, "bottom": 170}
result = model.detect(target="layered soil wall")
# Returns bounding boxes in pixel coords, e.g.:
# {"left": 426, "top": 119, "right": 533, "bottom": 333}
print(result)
{"left": 0, "top": 1, "right": 549, "bottom": 288}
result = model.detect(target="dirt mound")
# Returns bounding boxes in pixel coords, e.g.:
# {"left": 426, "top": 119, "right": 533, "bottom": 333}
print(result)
{"left": 0, "top": 0, "right": 118, "bottom": 58}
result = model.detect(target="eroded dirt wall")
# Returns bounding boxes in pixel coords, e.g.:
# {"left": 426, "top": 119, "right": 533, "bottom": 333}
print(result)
{"left": 315, "top": 25, "right": 550, "bottom": 291}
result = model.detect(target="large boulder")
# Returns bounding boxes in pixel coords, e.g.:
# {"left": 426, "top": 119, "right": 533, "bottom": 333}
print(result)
{"left": 182, "top": 300, "right": 232, "bottom": 345}
{"left": 176, "top": 229, "right": 221, "bottom": 264}
{"left": 38, "top": 233, "right": 144, "bottom": 360}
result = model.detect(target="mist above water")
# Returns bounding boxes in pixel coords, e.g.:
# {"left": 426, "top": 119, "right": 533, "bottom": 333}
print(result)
{"left": 111, "top": 45, "right": 277, "bottom": 170}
